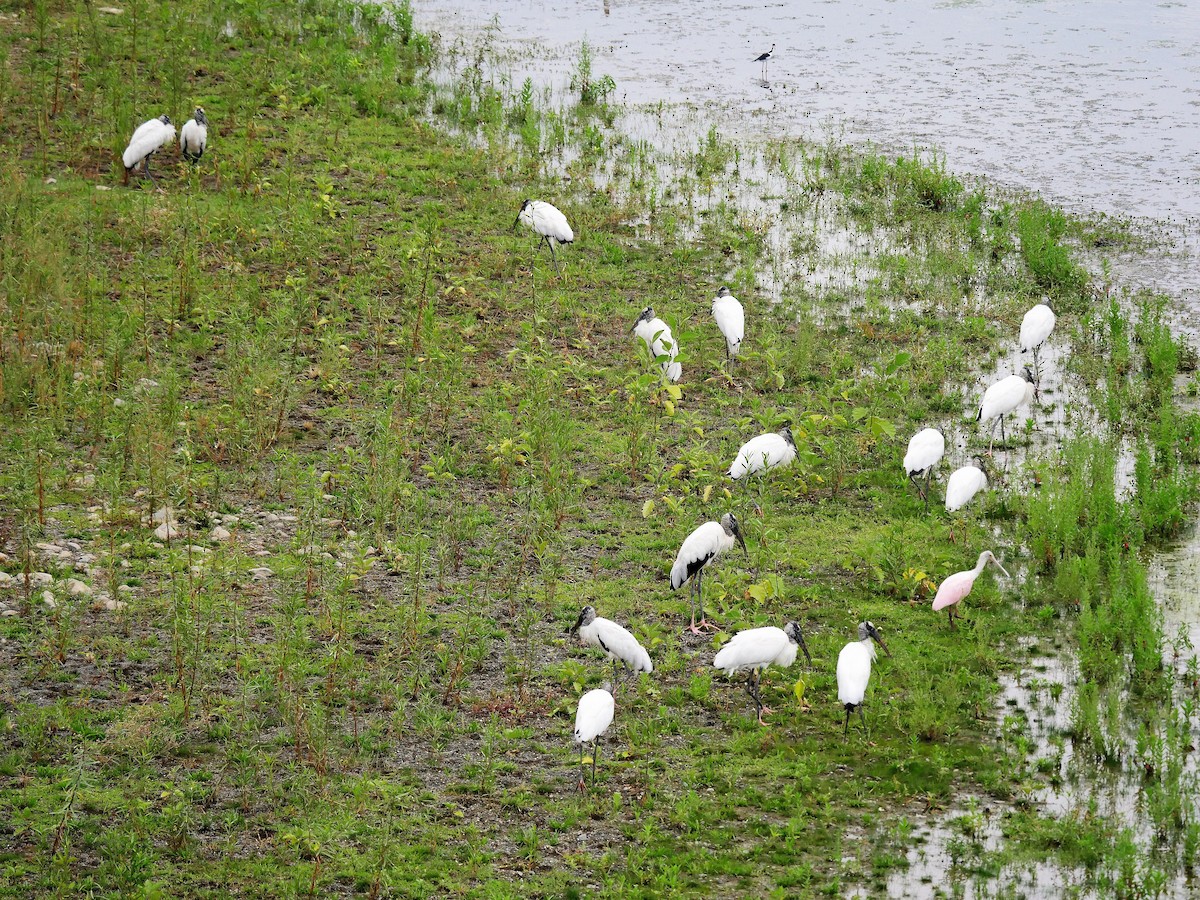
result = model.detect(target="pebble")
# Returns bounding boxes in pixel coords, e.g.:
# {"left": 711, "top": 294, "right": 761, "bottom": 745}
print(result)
{"left": 0, "top": 572, "right": 11, "bottom": 587}
{"left": 45, "top": 177, "right": 57, "bottom": 185}
{"left": 210, "top": 526, "right": 232, "bottom": 542}
{"left": 66, "top": 579, "right": 93, "bottom": 597}
{"left": 154, "top": 522, "right": 180, "bottom": 541}
{"left": 42, "top": 591, "right": 56, "bottom": 609}
{"left": 248, "top": 567, "right": 275, "bottom": 580}
{"left": 95, "top": 185, "right": 112, "bottom": 191}
{"left": 152, "top": 506, "right": 175, "bottom": 525}
{"left": 18, "top": 572, "right": 53, "bottom": 588}
{"left": 113, "top": 397, "right": 125, "bottom": 407}
{"left": 102, "top": 598, "right": 127, "bottom": 611}
{"left": 1, "top": 610, "right": 17, "bottom": 618}
{"left": 117, "top": 584, "right": 135, "bottom": 593}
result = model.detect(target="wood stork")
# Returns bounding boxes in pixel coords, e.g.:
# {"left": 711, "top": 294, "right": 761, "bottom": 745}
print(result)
{"left": 903, "top": 427, "right": 945, "bottom": 510}
{"left": 1019, "top": 302, "right": 1056, "bottom": 391}
{"left": 711, "top": 287, "right": 744, "bottom": 366}
{"left": 729, "top": 426, "right": 796, "bottom": 481}
{"left": 179, "top": 107, "right": 209, "bottom": 163}
{"left": 932, "top": 550, "right": 1009, "bottom": 628}
{"left": 977, "top": 368, "right": 1035, "bottom": 454}
{"left": 755, "top": 43, "right": 775, "bottom": 79}
{"left": 713, "top": 622, "right": 811, "bottom": 725}
{"left": 944, "top": 458, "right": 988, "bottom": 544}
{"left": 569, "top": 606, "right": 653, "bottom": 688}
{"left": 573, "top": 685, "right": 614, "bottom": 790}
{"left": 631, "top": 306, "right": 682, "bottom": 382}
{"left": 122, "top": 115, "right": 176, "bottom": 186}
{"left": 514, "top": 199, "right": 574, "bottom": 272}
{"left": 836, "top": 621, "right": 891, "bottom": 737}
{"left": 670, "top": 512, "right": 747, "bottom": 634}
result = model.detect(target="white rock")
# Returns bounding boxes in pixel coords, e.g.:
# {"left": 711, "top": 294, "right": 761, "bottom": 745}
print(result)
{"left": 248, "top": 567, "right": 274, "bottom": 580}
{"left": 20, "top": 572, "right": 53, "bottom": 588}
{"left": 42, "top": 591, "right": 56, "bottom": 609}
{"left": 0, "top": 572, "right": 11, "bottom": 587}
{"left": 113, "top": 397, "right": 125, "bottom": 406}
{"left": 221, "top": 514, "right": 240, "bottom": 525}
{"left": 117, "top": 584, "right": 135, "bottom": 593}
{"left": 45, "top": 177, "right": 57, "bottom": 185}
{"left": 1, "top": 610, "right": 17, "bottom": 617}
{"left": 95, "top": 185, "right": 112, "bottom": 191}
{"left": 66, "top": 579, "right": 93, "bottom": 597}
{"left": 210, "top": 526, "right": 232, "bottom": 542}
{"left": 152, "top": 506, "right": 175, "bottom": 525}
{"left": 102, "top": 598, "right": 127, "bottom": 611}
{"left": 154, "top": 522, "right": 179, "bottom": 541}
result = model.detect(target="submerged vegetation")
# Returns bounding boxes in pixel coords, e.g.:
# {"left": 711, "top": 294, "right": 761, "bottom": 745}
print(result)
{"left": 0, "top": 0, "right": 1198, "bottom": 896}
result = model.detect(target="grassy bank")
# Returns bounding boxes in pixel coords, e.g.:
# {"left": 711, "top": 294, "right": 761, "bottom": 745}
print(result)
{"left": 1, "top": 0, "right": 1198, "bottom": 896}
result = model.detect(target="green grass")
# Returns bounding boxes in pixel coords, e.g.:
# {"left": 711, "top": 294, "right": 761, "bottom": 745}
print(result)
{"left": 1, "top": 0, "right": 1198, "bottom": 896}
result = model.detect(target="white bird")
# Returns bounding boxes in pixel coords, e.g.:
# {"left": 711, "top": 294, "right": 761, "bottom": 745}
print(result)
{"left": 573, "top": 686, "right": 615, "bottom": 790}
{"left": 631, "top": 306, "right": 682, "bottom": 382}
{"left": 122, "top": 115, "right": 176, "bottom": 185}
{"left": 903, "top": 427, "right": 945, "bottom": 509}
{"left": 711, "top": 287, "right": 745, "bottom": 365}
{"left": 729, "top": 426, "right": 797, "bottom": 481}
{"left": 670, "top": 512, "right": 747, "bottom": 634}
{"left": 977, "top": 367, "right": 1035, "bottom": 454}
{"left": 514, "top": 199, "right": 574, "bottom": 272}
{"left": 714, "top": 622, "right": 811, "bottom": 725}
{"left": 944, "top": 460, "right": 988, "bottom": 543}
{"left": 755, "top": 43, "right": 775, "bottom": 79}
{"left": 569, "top": 606, "right": 653, "bottom": 687}
{"left": 836, "top": 621, "right": 891, "bottom": 737}
{"left": 1019, "top": 301, "right": 1056, "bottom": 390}
{"left": 179, "top": 107, "right": 209, "bottom": 163}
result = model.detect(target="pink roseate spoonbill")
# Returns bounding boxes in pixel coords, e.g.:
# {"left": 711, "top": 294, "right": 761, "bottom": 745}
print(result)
{"left": 573, "top": 685, "right": 614, "bottom": 791}
{"left": 569, "top": 606, "right": 652, "bottom": 689}
{"left": 713, "top": 622, "right": 811, "bottom": 725}
{"left": 904, "top": 427, "right": 945, "bottom": 510}
{"left": 836, "top": 621, "right": 890, "bottom": 738}
{"left": 514, "top": 199, "right": 574, "bottom": 272}
{"left": 1020, "top": 301, "right": 1056, "bottom": 393}
{"left": 631, "top": 306, "right": 682, "bottom": 382}
{"left": 977, "top": 368, "right": 1035, "bottom": 454}
{"left": 670, "top": 512, "right": 747, "bottom": 634}
{"left": 711, "top": 287, "right": 745, "bottom": 366}
{"left": 931, "top": 550, "right": 1010, "bottom": 628}
{"left": 729, "top": 426, "right": 796, "bottom": 482}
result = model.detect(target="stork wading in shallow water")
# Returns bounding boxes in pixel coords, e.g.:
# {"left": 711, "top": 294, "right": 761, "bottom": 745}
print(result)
{"left": 573, "top": 685, "right": 614, "bottom": 790}
{"left": 122, "top": 115, "right": 176, "bottom": 186}
{"left": 977, "top": 368, "right": 1035, "bottom": 455}
{"left": 755, "top": 43, "right": 775, "bottom": 80}
{"left": 1019, "top": 301, "right": 1056, "bottom": 392}
{"left": 631, "top": 306, "right": 682, "bottom": 382}
{"left": 670, "top": 513, "right": 747, "bottom": 634}
{"left": 514, "top": 199, "right": 574, "bottom": 272}
{"left": 729, "top": 426, "right": 797, "bottom": 484}
{"left": 931, "top": 550, "right": 1009, "bottom": 628}
{"left": 568, "top": 606, "right": 652, "bottom": 689}
{"left": 903, "top": 427, "right": 945, "bottom": 510}
{"left": 713, "top": 622, "right": 811, "bottom": 725}
{"left": 179, "top": 107, "right": 209, "bottom": 163}
{"left": 836, "top": 621, "right": 891, "bottom": 738}
{"left": 711, "top": 287, "right": 745, "bottom": 367}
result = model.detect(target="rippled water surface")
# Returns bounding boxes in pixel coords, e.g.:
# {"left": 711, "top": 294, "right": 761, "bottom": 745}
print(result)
{"left": 415, "top": 0, "right": 1200, "bottom": 314}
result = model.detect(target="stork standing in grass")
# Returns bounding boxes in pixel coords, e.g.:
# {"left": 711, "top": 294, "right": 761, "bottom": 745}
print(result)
{"left": 711, "top": 287, "right": 744, "bottom": 367}
{"left": 573, "top": 685, "right": 614, "bottom": 790}
{"left": 729, "top": 426, "right": 797, "bottom": 483}
{"left": 179, "top": 107, "right": 209, "bottom": 163}
{"left": 631, "top": 306, "right": 682, "bottom": 382}
{"left": 514, "top": 199, "right": 574, "bottom": 272}
{"left": 122, "top": 115, "right": 175, "bottom": 186}
{"left": 1019, "top": 301, "right": 1056, "bottom": 391}
{"left": 671, "top": 513, "right": 747, "bottom": 634}
{"left": 903, "top": 427, "right": 945, "bottom": 510}
{"left": 977, "top": 368, "right": 1035, "bottom": 454}
{"left": 836, "top": 621, "right": 891, "bottom": 738}
{"left": 714, "top": 622, "right": 811, "bottom": 725}
{"left": 569, "top": 606, "right": 652, "bottom": 688}
{"left": 931, "top": 550, "right": 1009, "bottom": 628}
{"left": 944, "top": 458, "right": 989, "bottom": 543}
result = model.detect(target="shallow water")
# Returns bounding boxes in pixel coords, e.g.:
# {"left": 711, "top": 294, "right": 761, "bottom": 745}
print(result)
{"left": 415, "top": 0, "right": 1200, "bottom": 319}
